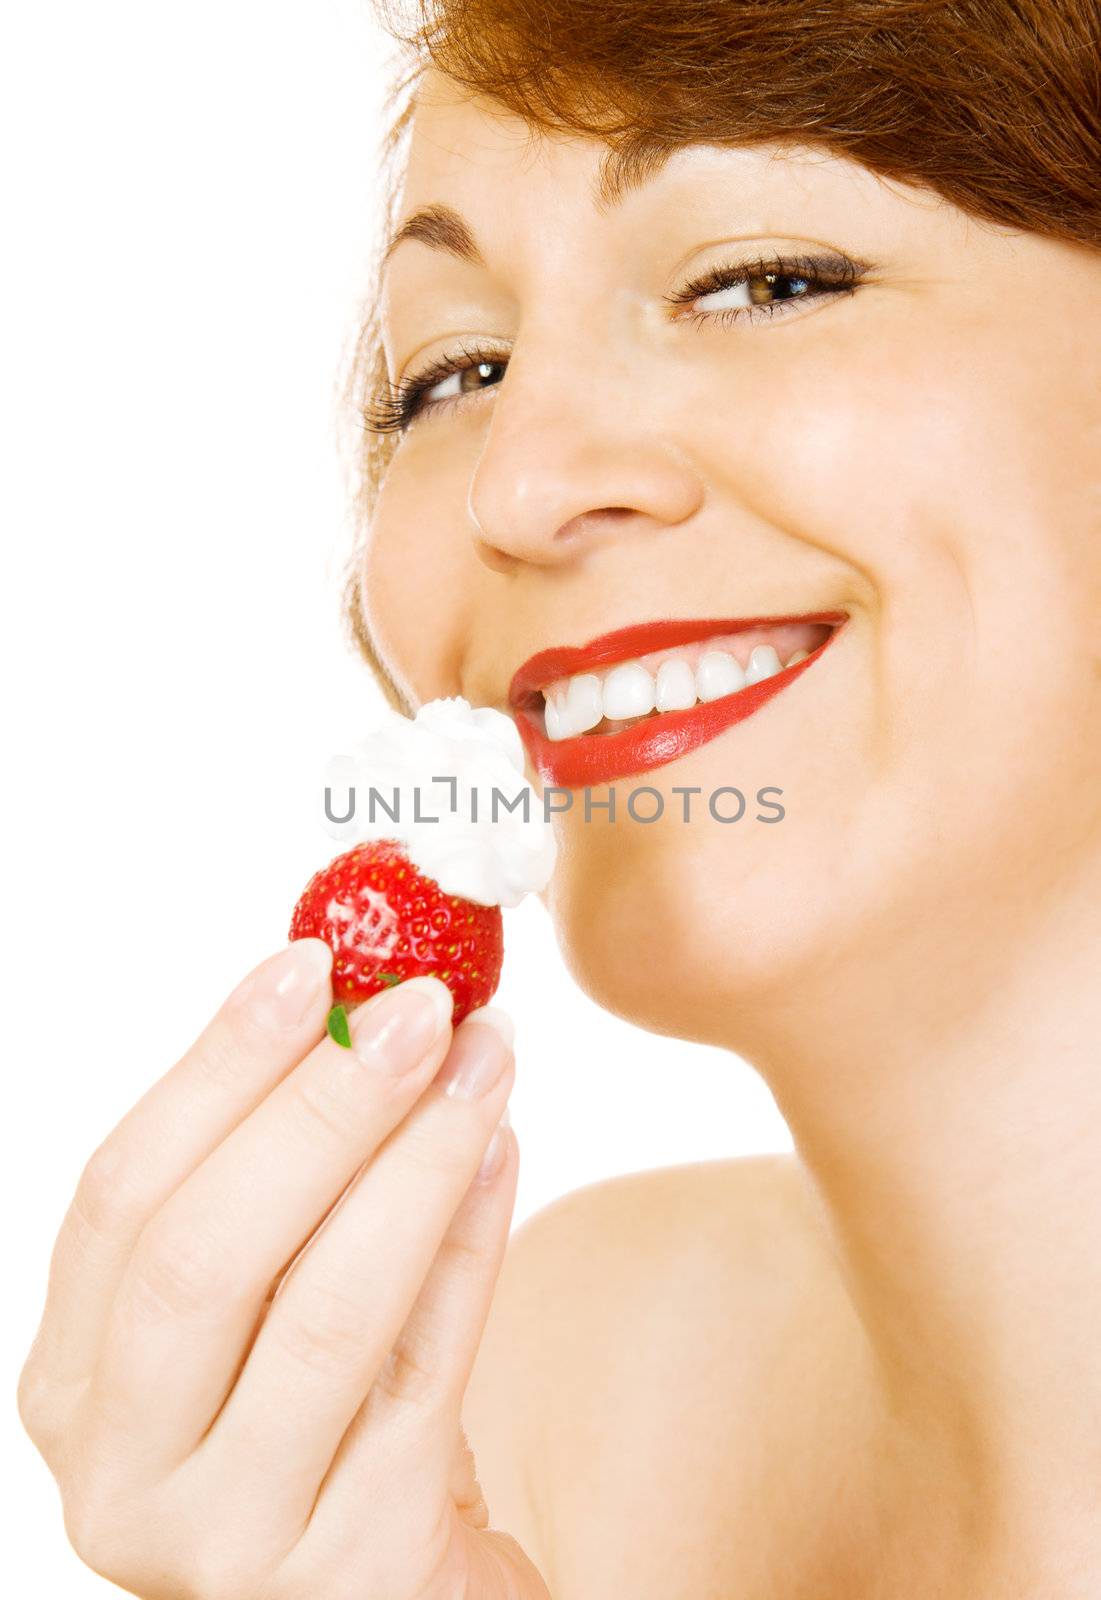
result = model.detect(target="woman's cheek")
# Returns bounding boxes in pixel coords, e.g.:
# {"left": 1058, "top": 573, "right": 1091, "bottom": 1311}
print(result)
{"left": 711, "top": 323, "right": 957, "bottom": 569}
{"left": 364, "top": 451, "right": 476, "bottom": 701}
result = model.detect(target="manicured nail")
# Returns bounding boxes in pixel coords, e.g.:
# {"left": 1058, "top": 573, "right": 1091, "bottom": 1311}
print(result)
{"left": 463, "top": 1005, "right": 515, "bottom": 1048}
{"left": 436, "top": 1011, "right": 513, "bottom": 1100}
{"left": 245, "top": 940, "right": 332, "bottom": 1029}
{"left": 349, "top": 976, "right": 453, "bottom": 1074}
{"left": 476, "top": 1108, "right": 511, "bottom": 1183}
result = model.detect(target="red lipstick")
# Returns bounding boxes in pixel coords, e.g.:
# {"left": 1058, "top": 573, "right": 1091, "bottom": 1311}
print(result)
{"left": 509, "top": 612, "right": 846, "bottom": 788}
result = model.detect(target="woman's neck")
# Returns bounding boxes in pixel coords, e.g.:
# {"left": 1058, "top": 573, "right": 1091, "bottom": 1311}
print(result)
{"left": 737, "top": 862, "right": 1101, "bottom": 1590}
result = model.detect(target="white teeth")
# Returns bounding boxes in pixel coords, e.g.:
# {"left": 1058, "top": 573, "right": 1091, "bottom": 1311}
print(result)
{"left": 541, "top": 632, "right": 823, "bottom": 737}
{"left": 745, "top": 644, "right": 783, "bottom": 685}
{"left": 603, "top": 662, "right": 655, "bottom": 721}
{"left": 696, "top": 650, "right": 746, "bottom": 702}
{"left": 564, "top": 672, "right": 603, "bottom": 735}
{"left": 654, "top": 658, "right": 697, "bottom": 712}
{"left": 544, "top": 673, "right": 603, "bottom": 740}
{"left": 544, "top": 691, "right": 566, "bottom": 740}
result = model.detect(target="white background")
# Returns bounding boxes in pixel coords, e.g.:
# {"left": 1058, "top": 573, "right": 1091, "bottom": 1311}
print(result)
{"left": 3, "top": 2, "right": 791, "bottom": 1589}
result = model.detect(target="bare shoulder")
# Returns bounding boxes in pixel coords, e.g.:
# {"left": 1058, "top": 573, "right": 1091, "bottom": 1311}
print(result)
{"left": 465, "top": 1155, "right": 869, "bottom": 1595}
{"left": 482, "top": 1152, "right": 837, "bottom": 1347}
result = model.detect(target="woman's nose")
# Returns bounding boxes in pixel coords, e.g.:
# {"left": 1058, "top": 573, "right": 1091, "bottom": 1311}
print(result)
{"left": 465, "top": 349, "right": 704, "bottom": 568}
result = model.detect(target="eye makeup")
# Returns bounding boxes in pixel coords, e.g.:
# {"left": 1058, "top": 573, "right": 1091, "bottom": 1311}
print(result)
{"left": 366, "top": 248, "right": 870, "bottom": 434}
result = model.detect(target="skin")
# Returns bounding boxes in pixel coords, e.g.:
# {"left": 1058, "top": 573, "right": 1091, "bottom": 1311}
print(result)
{"left": 371, "top": 74, "right": 1101, "bottom": 1595}
{"left": 18, "top": 67, "right": 1101, "bottom": 1600}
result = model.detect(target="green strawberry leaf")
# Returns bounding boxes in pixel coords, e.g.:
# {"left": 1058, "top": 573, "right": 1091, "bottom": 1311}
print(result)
{"left": 377, "top": 972, "right": 403, "bottom": 987}
{"left": 326, "top": 1004, "right": 352, "bottom": 1048}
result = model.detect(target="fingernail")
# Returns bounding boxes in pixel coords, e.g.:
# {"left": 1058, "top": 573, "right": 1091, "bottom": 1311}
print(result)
{"left": 436, "top": 1012, "right": 513, "bottom": 1100}
{"left": 350, "top": 976, "right": 453, "bottom": 1074}
{"left": 476, "top": 1108, "right": 511, "bottom": 1183}
{"left": 462, "top": 1006, "right": 515, "bottom": 1048}
{"left": 245, "top": 940, "right": 332, "bottom": 1029}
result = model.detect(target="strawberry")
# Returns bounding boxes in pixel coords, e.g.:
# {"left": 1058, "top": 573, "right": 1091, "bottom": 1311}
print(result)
{"left": 289, "top": 838, "right": 503, "bottom": 1027}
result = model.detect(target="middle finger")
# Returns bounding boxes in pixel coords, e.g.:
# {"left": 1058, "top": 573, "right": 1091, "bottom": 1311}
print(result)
{"left": 92, "top": 977, "right": 455, "bottom": 1472}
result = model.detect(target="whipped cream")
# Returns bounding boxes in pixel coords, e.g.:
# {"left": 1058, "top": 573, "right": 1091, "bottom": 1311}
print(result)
{"left": 322, "top": 697, "right": 556, "bottom": 908}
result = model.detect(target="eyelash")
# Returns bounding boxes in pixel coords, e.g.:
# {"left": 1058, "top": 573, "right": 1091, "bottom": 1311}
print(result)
{"left": 364, "top": 252, "right": 867, "bottom": 435}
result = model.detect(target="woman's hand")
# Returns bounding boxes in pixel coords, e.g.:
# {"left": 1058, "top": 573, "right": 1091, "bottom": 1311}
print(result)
{"left": 17, "top": 940, "right": 549, "bottom": 1599}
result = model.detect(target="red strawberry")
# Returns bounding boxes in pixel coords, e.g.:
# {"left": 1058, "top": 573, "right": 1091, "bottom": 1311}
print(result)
{"left": 289, "top": 838, "right": 503, "bottom": 1025}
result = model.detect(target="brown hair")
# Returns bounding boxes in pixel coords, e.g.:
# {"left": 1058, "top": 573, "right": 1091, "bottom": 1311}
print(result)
{"left": 344, "top": 0, "right": 1101, "bottom": 687}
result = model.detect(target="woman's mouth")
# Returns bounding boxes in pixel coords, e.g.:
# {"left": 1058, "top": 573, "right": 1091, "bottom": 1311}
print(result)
{"left": 508, "top": 612, "right": 846, "bottom": 787}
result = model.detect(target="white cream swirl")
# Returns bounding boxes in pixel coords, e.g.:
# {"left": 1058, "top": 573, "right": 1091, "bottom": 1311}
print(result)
{"left": 322, "top": 697, "right": 556, "bottom": 908}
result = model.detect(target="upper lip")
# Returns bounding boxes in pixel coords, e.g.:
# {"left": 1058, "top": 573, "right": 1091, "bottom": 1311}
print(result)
{"left": 508, "top": 611, "right": 849, "bottom": 707}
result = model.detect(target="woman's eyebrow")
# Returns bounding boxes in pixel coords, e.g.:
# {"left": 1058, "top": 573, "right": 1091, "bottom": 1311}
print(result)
{"left": 383, "top": 146, "right": 677, "bottom": 269}
{"left": 383, "top": 203, "right": 484, "bottom": 269}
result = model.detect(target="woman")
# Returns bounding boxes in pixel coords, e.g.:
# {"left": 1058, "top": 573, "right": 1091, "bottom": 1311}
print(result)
{"left": 18, "top": 0, "right": 1101, "bottom": 1594}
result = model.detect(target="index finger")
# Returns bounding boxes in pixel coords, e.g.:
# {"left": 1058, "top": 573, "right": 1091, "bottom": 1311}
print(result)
{"left": 28, "top": 939, "right": 334, "bottom": 1394}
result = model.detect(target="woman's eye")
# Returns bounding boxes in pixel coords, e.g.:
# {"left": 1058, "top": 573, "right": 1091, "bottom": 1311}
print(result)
{"left": 696, "top": 271, "right": 814, "bottom": 313}
{"left": 364, "top": 352, "right": 509, "bottom": 434}
{"left": 370, "top": 254, "right": 863, "bottom": 435}
{"left": 422, "top": 359, "right": 506, "bottom": 406}
{"left": 668, "top": 253, "right": 866, "bottom": 327}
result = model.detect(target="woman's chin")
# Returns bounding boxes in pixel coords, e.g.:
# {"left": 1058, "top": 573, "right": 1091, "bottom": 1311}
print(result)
{"left": 545, "top": 814, "right": 839, "bottom": 1047}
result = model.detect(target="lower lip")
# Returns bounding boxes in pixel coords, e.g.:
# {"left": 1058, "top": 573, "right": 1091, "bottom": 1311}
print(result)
{"left": 513, "top": 629, "right": 841, "bottom": 787}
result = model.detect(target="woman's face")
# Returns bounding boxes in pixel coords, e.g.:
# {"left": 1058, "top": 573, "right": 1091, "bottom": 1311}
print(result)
{"left": 364, "top": 72, "right": 1101, "bottom": 1043}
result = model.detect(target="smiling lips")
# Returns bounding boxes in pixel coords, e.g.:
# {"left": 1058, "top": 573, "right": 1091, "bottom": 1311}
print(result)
{"left": 508, "top": 613, "right": 847, "bottom": 787}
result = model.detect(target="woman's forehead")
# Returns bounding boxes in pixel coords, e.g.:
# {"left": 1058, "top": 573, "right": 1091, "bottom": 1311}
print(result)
{"left": 398, "top": 72, "right": 941, "bottom": 237}
{"left": 396, "top": 105, "right": 938, "bottom": 266}
{"left": 403, "top": 73, "right": 604, "bottom": 197}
